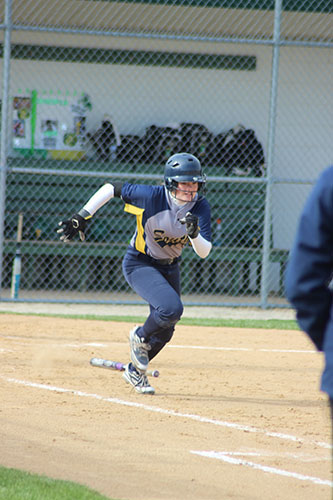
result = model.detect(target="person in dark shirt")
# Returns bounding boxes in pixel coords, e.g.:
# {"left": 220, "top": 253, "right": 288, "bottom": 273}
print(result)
{"left": 285, "top": 165, "right": 333, "bottom": 436}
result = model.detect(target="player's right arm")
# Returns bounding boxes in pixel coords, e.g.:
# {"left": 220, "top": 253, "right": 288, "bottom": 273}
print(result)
{"left": 57, "top": 182, "right": 124, "bottom": 242}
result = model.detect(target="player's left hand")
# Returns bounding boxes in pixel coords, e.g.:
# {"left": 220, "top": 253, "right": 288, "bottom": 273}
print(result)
{"left": 179, "top": 212, "right": 199, "bottom": 238}
{"left": 57, "top": 213, "right": 87, "bottom": 242}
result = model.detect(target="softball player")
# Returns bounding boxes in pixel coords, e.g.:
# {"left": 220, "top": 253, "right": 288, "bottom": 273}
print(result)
{"left": 58, "top": 152, "right": 212, "bottom": 394}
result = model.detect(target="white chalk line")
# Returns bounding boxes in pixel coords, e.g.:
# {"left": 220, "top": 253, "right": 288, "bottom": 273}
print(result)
{"left": 2, "top": 376, "right": 331, "bottom": 486}
{"left": 2, "top": 376, "right": 331, "bottom": 454}
{"left": 170, "top": 345, "right": 316, "bottom": 354}
{"left": 193, "top": 451, "right": 330, "bottom": 463}
{"left": 190, "top": 451, "right": 333, "bottom": 487}
{"left": 0, "top": 335, "right": 315, "bottom": 354}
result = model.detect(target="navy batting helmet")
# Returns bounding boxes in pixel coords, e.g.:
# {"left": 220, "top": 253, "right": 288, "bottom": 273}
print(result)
{"left": 164, "top": 152, "right": 206, "bottom": 193}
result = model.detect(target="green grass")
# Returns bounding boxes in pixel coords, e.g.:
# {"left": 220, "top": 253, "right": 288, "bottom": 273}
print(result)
{"left": 0, "top": 309, "right": 299, "bottom": 330}
{"left": 0, "top": 466, "right": 114, "bottom": 500}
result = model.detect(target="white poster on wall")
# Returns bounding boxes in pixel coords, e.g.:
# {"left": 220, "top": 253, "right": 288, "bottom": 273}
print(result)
{"left": 13, "top": 90, "right": 92, "bottom": 159}
{"left": 34, "top": 92, "right": 92, "bottom": 152}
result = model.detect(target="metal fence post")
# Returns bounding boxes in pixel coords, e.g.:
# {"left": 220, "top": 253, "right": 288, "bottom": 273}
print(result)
{"left": 260, "top": 0, "right": 282, "bottom": 308}
{"left": 0, "top": 0, "right": 12, "bottom": 297}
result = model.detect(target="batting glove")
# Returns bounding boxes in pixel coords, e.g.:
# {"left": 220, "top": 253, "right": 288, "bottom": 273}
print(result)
{"left": 57, "top": 210, "right": 90, "bottom": 242}
{"left": 179, "top": 212, "right": 200, "bottom": 239}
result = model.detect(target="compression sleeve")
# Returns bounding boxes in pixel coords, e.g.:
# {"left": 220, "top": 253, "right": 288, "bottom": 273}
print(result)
{"left": 81, "top": 182, "right": 123, "bottom": 216}
{"left": 190, "top": 233, "right": 212, "bottom": 258}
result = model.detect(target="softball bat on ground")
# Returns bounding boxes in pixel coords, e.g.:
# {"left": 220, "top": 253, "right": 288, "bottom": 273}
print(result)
{"left": 90, "top": 357, "right": 160, "bottom": 377}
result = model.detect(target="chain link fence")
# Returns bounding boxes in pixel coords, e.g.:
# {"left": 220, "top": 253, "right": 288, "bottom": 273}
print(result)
{"left": 0, "top": 0, "right": 332, "bottom": 307}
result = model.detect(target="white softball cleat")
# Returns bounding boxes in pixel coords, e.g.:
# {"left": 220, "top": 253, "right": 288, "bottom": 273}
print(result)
{"left": 122, "top": 363, "right": 155, "bottom": 395}
{"left": 129, "top": 326, "right": 151, "bottom": 373}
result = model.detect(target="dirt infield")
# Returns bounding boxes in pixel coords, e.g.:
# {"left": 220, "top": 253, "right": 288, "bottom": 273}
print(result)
{"left": 0, "top": 314, "right": 331, "bottom": 500}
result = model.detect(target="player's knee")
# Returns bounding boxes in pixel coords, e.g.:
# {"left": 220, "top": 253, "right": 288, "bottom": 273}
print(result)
{"left": 167, "top": 300, "right": 183, "bottom": 325}
{"left": 157, "top": 300, "right": 183, "bottom": 328}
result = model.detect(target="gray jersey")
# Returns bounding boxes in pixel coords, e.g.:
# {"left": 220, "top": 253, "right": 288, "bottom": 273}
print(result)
{"left": 121, "top": 183, "right": 211, "bottom": 260}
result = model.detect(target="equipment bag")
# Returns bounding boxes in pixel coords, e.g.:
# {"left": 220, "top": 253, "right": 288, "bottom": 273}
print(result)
{"left": 210, "top": 124, "right": 265, "bottom": 176}
{"left": 180, "top": 122, "right": 214, "bottom": 161}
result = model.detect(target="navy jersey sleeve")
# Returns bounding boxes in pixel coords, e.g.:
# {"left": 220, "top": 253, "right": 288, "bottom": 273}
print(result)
{"left": 120, "top": 182, "right": 156, "bottom": 207}
{"left": 285, "top": 166, "right": 333, "bottom": 351}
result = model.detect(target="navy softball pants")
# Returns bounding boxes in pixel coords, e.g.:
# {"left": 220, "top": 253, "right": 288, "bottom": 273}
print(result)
{"left": 122, "top": 249, "right": 184, "bottom": 361}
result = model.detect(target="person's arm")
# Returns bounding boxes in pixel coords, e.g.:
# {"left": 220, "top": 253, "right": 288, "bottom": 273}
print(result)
{"left": 189, "top": 233, "right": 212, "bottom": 258}
{"left": 180, "top": 212, "right": 212, "bottom": 258}
{"left": 57, "top": 182, "right": 124, "bottom": 242}
{"left": 82, "top": 182, "right": 123, "bottom": 216}
{"left": 285, "top": 167, "right": 333, "bottom": 350}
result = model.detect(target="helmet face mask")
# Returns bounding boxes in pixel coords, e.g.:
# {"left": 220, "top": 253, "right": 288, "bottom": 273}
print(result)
{"left": 164, "top": 153, "right": 206, "bottom": 195}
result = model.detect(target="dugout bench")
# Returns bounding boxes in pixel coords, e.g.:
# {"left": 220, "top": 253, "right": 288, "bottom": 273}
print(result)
{"left": 2, "top": 159, "right": 289, "bottom": 296}
{"left": 2, "top": 241, "right": 288, "bottom": 296}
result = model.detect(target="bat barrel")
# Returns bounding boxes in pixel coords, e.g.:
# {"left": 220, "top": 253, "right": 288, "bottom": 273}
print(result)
{"left": 90, "top": 358, "right": 160, "bottom": 377}
{"left": 11, "top": 212, "right": 24, "bottom": 299}
{"left": 90, "top": 358, "right": 124, "bottom": 371}
{"left": 11, "top": 249, "right": 22, "bottom": 299}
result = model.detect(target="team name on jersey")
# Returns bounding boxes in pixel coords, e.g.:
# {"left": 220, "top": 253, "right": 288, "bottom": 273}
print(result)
{"left": 154, "top": 229, "right": 188, "bottom": 248}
